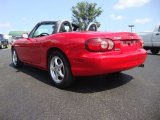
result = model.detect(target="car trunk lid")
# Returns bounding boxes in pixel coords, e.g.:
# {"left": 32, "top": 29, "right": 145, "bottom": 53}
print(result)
{"left": 102, "top": 32, "right": 143, "bottom": 53}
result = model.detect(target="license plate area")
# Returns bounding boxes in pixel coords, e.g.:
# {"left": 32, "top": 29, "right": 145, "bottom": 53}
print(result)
{"left": 121, "top": 40, "right": 137, "bottom": 46}
{"left": 121, "top": 40, "right": 138, "bottom": 52}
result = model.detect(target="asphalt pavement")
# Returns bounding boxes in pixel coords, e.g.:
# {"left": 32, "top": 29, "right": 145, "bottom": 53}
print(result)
{"left": 0, "top": 48, "right": 160, "bottom": 120}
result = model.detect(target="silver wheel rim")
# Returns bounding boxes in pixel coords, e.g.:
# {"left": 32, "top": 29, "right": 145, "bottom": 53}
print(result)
{"left": 50, "top": 56, "right": 65, "bottom": 83}
{"left": 12, "top": 51, "right": 17, "bottom": 65}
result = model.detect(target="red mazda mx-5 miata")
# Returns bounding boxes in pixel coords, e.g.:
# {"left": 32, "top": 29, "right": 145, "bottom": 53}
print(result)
{"left": 11, "top": 20, "right": 147, "bottom": 88}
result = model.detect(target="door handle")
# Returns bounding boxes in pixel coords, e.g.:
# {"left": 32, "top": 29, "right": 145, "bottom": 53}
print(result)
{"left": 156, "top": 33, "right": 160, "bottom": 35}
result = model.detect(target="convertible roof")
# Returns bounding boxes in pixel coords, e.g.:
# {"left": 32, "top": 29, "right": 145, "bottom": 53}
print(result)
{"left": 38, "top": 20, "right": 70, "bottom": 24}
{"left": 37, "top": 21, "right": 58, "bottom": 24}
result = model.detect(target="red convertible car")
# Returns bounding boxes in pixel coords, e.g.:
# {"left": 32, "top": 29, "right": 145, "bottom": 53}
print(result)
{"left": 11, "top": 20, "right": 147, "bottom": 88}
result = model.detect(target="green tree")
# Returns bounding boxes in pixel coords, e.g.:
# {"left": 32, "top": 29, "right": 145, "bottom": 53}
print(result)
{"left": 72, "top": 1, "right": 103, "bottom": 30}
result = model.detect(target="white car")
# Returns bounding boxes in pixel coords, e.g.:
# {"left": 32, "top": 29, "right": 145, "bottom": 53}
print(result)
{"left": 138, "top": 24, "right": 160, "bottom": 54}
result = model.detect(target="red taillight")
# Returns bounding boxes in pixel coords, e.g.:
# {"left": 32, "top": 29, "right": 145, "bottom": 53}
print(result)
{"left": 139, "top": 39, "right": 144, "bottom": 48}
{"left": 138, "top": 36, "right": 144, "bottom": 48}
{"left": 85, "top": 38, "right": 114, "bottom": 52}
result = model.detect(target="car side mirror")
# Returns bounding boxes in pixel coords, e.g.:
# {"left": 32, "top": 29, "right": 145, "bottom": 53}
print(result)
{"left": 22, "top": 33, "right": 29, "bottom": 39}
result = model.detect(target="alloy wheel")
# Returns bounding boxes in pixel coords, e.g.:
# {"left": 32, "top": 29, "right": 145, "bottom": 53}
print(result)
{"left": 50, "top": 56, "right": 65, "bottom": 83}
{"left": 12, "top": 50, "right": 17, "bottom": 66}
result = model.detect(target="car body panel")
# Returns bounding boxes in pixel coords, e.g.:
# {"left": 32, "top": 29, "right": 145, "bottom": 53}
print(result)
{"left": 71, "top": 49, "right": 146, "bottom": 76}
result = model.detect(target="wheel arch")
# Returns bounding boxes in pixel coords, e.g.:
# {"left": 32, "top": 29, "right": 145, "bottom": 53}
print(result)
{"left": 46, "top": 47, "right": 71, "bottom": 68}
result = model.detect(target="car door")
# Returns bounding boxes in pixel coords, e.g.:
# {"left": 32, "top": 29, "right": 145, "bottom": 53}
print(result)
{"left": 22, "top": 37, "right": 41, "bottom": 64}
{"left": 152, "top": 26, "right": 160, "bottom": 47}
{"left": 22, "top": 22, "right": 56, "bottom": 64}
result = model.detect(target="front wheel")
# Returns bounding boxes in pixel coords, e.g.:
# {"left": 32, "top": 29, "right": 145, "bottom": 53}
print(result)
{"left": 150, "top": 49, "right": 159, "bottom": 55}
{"left": 12, "top": 49, "right": 23, "bottom": 68}
{"left": 48, "top": 51, "right": 74, "bottom": 88}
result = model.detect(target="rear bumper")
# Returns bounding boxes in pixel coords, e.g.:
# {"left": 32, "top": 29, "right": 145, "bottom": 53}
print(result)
{"left": 0, "top": 42, "right": 8, "bottom": 46}
{"left": 71, "top": 49, "right": 147, "bottom": 76}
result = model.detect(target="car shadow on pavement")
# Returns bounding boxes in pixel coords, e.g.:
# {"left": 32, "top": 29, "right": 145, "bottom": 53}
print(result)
{"left": 67, "top": 73, "right": 133, "bottom": 93}
{"left": 9, "top": 64, "right": 133, "bottom": 93}
{"left": 147, "top": 53, "right": 160, "bottom": 56}
{"left": 9, "top": 64, "right": 53, "bottom": 86}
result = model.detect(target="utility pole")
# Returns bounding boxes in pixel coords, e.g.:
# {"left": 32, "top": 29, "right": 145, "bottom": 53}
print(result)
{"left": 128, "top": 25, "right": 135, "bottom": 32}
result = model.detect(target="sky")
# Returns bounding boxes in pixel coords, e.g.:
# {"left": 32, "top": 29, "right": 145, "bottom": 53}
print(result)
{"left": 0, "top": 0, "right": 160, "bottom": 34}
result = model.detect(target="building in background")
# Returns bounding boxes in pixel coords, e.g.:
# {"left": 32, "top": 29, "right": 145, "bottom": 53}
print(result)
{"left": 8, "top": 31, "right": 29, "bottom": 43}
{"left": 8, "top": 31, "right": 28, "bottom": 37}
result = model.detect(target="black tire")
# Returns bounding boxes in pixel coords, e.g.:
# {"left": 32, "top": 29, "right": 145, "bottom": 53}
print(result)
{"left": 112, "top": 71, "right": 121, "bottom": 74}
{"left": 150, "top": 49, "right": 159, "bottom": 55}
{"left": 12, "top": 49, "right": 23, "bottom": 68}
{"left": 0, "top": 45, "right": 4, "bottom": 49}
{"left": 48, "top": 51, "right": 74, "bottom": 88}
{"left": 110, "top": 71, "right": 122, "bottom": 76}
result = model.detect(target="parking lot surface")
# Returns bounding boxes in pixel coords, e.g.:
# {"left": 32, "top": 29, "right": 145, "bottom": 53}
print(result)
{"left": 0, "top": 49, "right": 160, "bottom": 120}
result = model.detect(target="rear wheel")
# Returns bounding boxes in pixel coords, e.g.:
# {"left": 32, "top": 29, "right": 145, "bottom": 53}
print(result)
{"left": 48, "top": 51, "right": 74, "bottom": 88}
{"left": 12, "top": 49, "right": 23, "bottom": 68}
{"left": 150, "top": 49, "right": 159, "bottom": 55}
{"left": 0, "top": 45, "right": 3, "bottom": 49}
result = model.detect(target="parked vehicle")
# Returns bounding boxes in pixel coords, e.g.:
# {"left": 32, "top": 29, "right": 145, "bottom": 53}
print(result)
{"left": 11, "top": 20, "right": 147, "bottom": 88}
{"left": 10, "top": 36, "right": 23, "bottom": 45}
{"left": 0, "top": 38, "right": 9, "bottom": 49}
{"left": 138, "top": 24, "right": 160, "bottom": 54}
